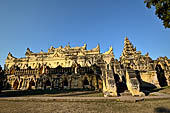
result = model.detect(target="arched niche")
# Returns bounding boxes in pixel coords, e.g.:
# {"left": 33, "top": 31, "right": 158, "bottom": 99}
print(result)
{"left": 63, "top": 78, "right": 68, "bottom": 89}
{"left": 82, "top": 76, "right": 90, "bottom": 89}
{"left": 46, "top": 79, "right": 51, "bottom": 86}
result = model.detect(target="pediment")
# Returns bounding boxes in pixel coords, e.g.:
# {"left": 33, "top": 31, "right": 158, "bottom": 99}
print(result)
{"left": 52, "top": 52, "right": 63, "bottom": 58}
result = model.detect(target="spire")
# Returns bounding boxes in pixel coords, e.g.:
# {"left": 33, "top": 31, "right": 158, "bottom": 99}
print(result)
{"left": 96, "top": 43, "right": 100, "bottom": 51}
{"left": 122, "top": 37, "right": 136, "bottom": 57}
{"left": 125, "top": 36, "right": 128, "bottom": 40}
{"left": 65, "top": 42, "right": 71, "bottom": 48}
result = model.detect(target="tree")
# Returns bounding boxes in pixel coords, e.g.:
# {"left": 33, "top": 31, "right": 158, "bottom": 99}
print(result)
{"left": 144, "top": 0, "right": 170, "bottom": 28}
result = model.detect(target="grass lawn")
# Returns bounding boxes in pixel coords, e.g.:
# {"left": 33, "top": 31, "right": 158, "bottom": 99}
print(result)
{"left": 1, "top": 86, "right": 170, "bottom": 97}
{"left": 1, "top": 87, "right": 170, "bottom": 113}
{"left": 156, "top": 86, "right": 170, "bottom": 94}
{"left": 0, "top": 99, "right": 170, "bottom": 113}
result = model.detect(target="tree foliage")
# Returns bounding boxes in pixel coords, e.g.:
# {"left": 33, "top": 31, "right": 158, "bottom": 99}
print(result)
{"left": 144, "top": 0, "right": 170, "bottom": 28}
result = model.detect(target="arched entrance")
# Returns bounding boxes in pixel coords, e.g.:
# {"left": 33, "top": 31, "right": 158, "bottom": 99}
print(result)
{"left": 13, "top": 79, "right": 19, "bottom": 90}
{"left": 29, "top": 79, "right": 35, "bottom": 90}
{"left": 63, "top": 78, "right": 68, "bottom": 89}
{"left": 83, "top": 77, "right": 89, "bottom": 89}
{"left": 46, "top": 79, "right": 51, "bottom": 87}
{"left": 155, "top": 64, "right": 167, "bottom": 87}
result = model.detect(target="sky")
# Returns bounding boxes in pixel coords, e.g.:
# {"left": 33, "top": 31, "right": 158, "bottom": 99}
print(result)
{"left": 0, "top": 0, "right": 170, "bottom": 67}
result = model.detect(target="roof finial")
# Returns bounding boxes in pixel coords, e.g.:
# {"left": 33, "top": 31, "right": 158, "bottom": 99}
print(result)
{"left": 125, "top": 36, "right": 128, "bottom": 40}
{"left": 82, "top": 43, "right": 87, "bottom": 50}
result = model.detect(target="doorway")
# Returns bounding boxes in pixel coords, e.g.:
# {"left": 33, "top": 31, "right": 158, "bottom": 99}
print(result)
{"left": 83, "top": 77, "right": 89, "bottom": 89}
{"left": 63, "top": 78, "right": 68, "bottom": 89}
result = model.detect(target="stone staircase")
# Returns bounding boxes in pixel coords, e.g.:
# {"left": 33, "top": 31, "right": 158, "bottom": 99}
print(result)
{"left": 103, "top": 69, "right": 118, "bottom": 97}
{"left": 125, "top": 69, "right": 145, "bottom": 96}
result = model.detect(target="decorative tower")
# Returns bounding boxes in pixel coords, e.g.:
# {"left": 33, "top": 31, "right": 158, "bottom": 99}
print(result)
{"left": 120, "top": 37, "right": 140, "bottom": 69}
{"left": 121, "top": 37, "right": 136, "bottom": 59}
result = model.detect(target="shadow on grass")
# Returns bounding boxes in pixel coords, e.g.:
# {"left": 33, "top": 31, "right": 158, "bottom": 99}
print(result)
{"left": 0, "top": 89, "right": 100, "bottom": 97}
{"left": 141, "top": 85, "right": 170, "bottom": 96}
{"left": 154, "top": 107, "right": 170, "bottom": 113}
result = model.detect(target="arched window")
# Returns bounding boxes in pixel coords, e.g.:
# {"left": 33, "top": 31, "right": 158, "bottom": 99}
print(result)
{"left": 83, "top": 77, "right": 89, "bottom": 85}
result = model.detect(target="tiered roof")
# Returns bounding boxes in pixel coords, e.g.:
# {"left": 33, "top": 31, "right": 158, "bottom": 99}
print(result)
{"left": 122, "top": 37, "right": 136, "bottom": 57}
